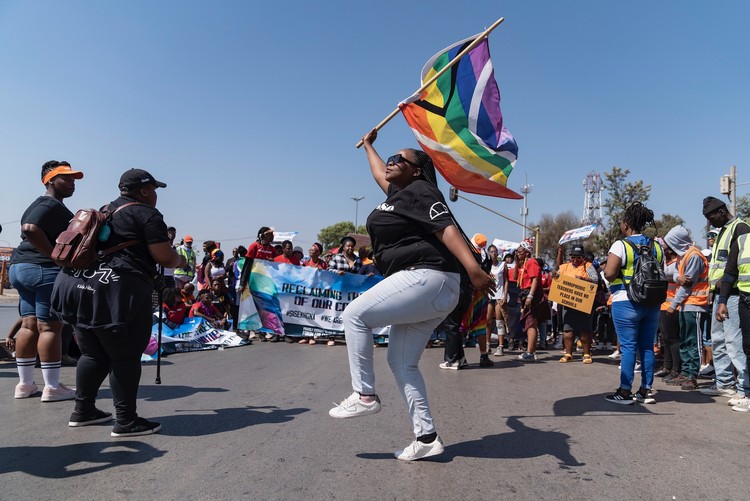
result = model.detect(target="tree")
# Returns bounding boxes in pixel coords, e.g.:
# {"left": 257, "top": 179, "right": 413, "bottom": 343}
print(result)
{"left": 533, "top": 211, "right": 580, "bottom": 264}
{"left": 316, "top": 222, "right": 367, "bottom": 251}
{"left": 594, "top": 166, "right": 651, "bottom": 252}
{"left": 650, "top": 213, "right": 685, "bottom": 238}
{"left": 736, "top": 195, "right": 750, "bottom": 221}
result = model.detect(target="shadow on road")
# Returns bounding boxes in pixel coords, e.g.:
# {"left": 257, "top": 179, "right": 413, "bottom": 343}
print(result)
{"left": 441, "top": 416, "right": 584, "bottom": 466}
{"left": 0, "top": 441, "right": 165, "bottom": 478}
{"left": 357, "top": 416, "right": 584, "bottom": 467}
{"left": 97, "top": 384, "right": 228, "bottom": 402}
{"left": 153, "top": 405, "right": 309, "bottom": 436}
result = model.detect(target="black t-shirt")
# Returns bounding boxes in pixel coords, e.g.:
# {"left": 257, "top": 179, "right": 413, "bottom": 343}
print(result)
{"left": 100, "top": 196, "right": 170, "bottom": 284}
{"left": 366, "top": 180, "right": 459, "bottom": 277}
{"left": 11, "top": 196, "right": 74, "bottom": 266}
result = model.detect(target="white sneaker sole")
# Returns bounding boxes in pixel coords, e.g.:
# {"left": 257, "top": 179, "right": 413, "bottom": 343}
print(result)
{"left": 329, "top": 402, "right": 382, "bottom": 419}
{"left": 395, "top": 440, "right": 445, "bottom": 461}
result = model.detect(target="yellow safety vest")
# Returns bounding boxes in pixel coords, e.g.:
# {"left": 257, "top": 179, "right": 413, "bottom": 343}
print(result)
{"left": 609, "top": 237, "right": 664, "bottom": 292}
{"left": 174, "top": 246, "right": 196, "bottom": 279}
{"left": 709, "top": 217, "right": 744, "bottom": 289}
{"left": 736, "top": 233, "right": 750, "bottom": 293}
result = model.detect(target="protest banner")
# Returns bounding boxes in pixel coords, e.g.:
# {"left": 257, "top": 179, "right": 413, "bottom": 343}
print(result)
{"left": 558, "top": 224, "right": 600, "bottom": 245}
{"left": 142, "top": 318, "right": 249, "bottom": 361}
{"left": 548, "top": 274, "right": 597, "bottom": 314}
{"left": 241, "top": 260, "right": 383, "bottom": 338}
{"left": 491, "top": 238, "right": 519, "bottom": 256}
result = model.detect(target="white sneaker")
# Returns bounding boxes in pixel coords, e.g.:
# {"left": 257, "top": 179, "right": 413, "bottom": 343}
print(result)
{"left": 699, "top": 385, "right": 737, "bottom": 397}
{"left": 607, "top": 350, "right": 621, "bottom": 360}
{"left": 728, "top": 395, "right": 750, "bottom": 407}
{"left": 731, "top": 399, "right": 750, "bottom": 412}
{"left": 493, "top": 347, "right": 504, "bottom": 357}
{"left": 553, "top": 341, "right": 563, "bottom": 350}
{"left": 41, "top": 383, "right": 76, "bottom": 402}
{"left": 14, "top": 382, "right": 39, "bottom": 399}
{"left": 329, "top": 392, "right": 381, "bottom": 419}
{"left": 439, "top": 361, "right": 460, "bottom": 370}
{"left": 394, "top": 436, "right": 445, "bottom": 461}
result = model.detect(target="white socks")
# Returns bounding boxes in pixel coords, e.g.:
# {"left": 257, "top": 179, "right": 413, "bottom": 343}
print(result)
{"left": 16, "top": 358, "right": 36, "bottom": 385}
{"left": 40, "top": 361, "right": 62, "bottom": 389}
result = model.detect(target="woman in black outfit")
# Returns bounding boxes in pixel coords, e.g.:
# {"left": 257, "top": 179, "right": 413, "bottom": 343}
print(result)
{"left": 52, "top": 169, "right": 186, "bottom": 437}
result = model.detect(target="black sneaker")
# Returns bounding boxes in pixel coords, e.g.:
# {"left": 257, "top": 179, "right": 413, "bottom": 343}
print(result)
{"left": 111, "top": 417, "right": 161, "bottom": 437}
{"left": 654, "top": 368, "right": 670, "bottom": 378}
{"left": 68, "top": 409, "right": 113, "bottom": 427}
{"left": 605, "top": 388, "right": 635, "bottom": 405}
{"left": 662, "top": 371, "right": 680, "bottom": 383}
{"left": 479, "top": 356, "right": 494, "bottom": 367}
{"left": 634, "top": 387, "right": 656, "bottom": 404}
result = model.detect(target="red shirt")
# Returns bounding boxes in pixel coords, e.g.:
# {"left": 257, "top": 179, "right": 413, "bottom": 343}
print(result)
{"left": 274, "top": 254, "right": 301, "bottom": 265}
{"left": 246, "top": 241, "right": 276, "bottom": 261}
{"left": 163, "top": 301, "right": 186, "bottom": 324}
{"left": 518, "top": 258, "right": 541, "bottom": 289}
{"left": 189, "top": 301, "right": 221, "bottom": 319}
{"left": 303, "top": 258, "right": 328, "bottom": 270}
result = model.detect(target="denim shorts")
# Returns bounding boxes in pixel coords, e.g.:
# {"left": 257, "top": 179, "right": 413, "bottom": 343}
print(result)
{"left": 8, "top": 262, "right": 61, "bottom": 321}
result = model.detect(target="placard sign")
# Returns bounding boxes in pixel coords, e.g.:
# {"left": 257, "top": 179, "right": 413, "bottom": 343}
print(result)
{"left": 548, "top": 274, "right": 597, "bottom": 314}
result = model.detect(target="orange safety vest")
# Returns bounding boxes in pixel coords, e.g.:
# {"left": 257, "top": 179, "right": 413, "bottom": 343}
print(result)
{"left": 661, "top": 257, "right": 679, "bottom": 311}
{"left": 677, "top": 247, "right": 709, "bottom": 306}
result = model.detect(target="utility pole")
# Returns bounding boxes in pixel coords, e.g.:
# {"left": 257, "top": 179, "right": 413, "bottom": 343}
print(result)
{"left": 721, "top": 165, "right": 737, "bottom": 216}
{"left": 520, "top": 173, "right": 533, "bottom": 240}
{"left": 350, "top": 196, "right": 364, "bottom": 231}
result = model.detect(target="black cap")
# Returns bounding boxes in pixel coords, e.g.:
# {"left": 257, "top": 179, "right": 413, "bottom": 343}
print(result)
{"left": 118, "top": 168, "right": 167, "bottom": 190}
{"left": 570, "top": 245, "right": 585, "bottom": 256}
{"left": 702, "top": 196, "right": 726, "bottom": 216}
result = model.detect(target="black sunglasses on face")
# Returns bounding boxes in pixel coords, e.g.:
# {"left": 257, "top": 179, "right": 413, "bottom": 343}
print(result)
{"left": 386, "top": 154, "right": 417, "bottom": 168}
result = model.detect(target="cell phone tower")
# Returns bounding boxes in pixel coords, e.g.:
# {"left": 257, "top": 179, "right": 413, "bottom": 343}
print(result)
{"left": 582, "top": 171, "right": 603, "bottom": 224}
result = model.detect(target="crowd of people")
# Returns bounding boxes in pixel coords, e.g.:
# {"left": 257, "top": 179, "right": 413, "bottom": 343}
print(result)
{"left": 5, "top": 156, "right": 750, "bottom": 457}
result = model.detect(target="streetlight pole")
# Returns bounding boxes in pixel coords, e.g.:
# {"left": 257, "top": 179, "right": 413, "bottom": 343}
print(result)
{"left": 520, "top": 173, "right": 533, "bottom": 240}
{"left": 351, "top": 196, "right": 364, "bottom": 231}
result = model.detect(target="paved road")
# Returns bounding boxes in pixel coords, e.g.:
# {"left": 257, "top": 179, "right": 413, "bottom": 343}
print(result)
{"left": 0, "top": 301, "right": 745, "bottom": 500}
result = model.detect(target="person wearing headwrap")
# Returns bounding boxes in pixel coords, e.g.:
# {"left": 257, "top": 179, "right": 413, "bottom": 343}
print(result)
{"left": 515, "top": 239, "right": 544, "bottom": 362}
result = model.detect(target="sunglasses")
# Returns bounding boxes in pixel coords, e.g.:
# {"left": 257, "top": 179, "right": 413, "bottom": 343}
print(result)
{"left": 386, "top": 154, "right": 417, "bottom": 168}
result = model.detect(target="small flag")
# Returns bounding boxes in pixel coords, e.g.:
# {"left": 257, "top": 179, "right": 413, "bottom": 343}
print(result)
{"left": 400, "top": 35, "right": 521, "bottom": 199}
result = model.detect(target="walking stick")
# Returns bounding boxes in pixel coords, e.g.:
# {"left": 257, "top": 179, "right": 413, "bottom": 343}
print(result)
{"left": 155, "top": 265, "right": 164, "bottom": 384}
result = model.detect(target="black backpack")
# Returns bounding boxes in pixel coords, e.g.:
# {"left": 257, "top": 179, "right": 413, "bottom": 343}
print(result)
{"left": 622, "top": 239, "right": 668, "bottom": 306}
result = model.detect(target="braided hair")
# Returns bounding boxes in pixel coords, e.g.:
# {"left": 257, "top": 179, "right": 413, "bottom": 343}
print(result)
{"left": 622, "top": 202, "right": 655, "bottom": 233}
{"left": 406, "top": 149, "right": 438, "bottom": 186}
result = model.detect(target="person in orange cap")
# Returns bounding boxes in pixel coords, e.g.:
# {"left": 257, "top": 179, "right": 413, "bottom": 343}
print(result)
{"left": 174, "top": 235, "right": 196, "bottom": 288}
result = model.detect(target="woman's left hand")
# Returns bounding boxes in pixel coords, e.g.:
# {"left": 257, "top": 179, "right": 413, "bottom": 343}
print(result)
{"left": 469, "top": 268, "right": 496, "bottom": 296}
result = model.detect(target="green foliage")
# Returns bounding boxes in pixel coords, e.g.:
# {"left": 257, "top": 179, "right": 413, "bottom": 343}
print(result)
{"left": 533, "top": 211, "right": 581, "bottom": 263}
{"left": 316, "top": 222, "right": 367, "bottom": 251}
{"left": 736, "top": 195, "right": 750, "bottom": 221}
{"left": 649, "top": 213, "right": 685, "bottom": 238}
{"left": 594, "top": 166, "right": 652, "bottom": 252}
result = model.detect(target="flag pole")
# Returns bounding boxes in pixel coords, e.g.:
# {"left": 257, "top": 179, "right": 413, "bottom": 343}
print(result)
{"left": 356, "top": 17, "right": 505, "bottom": 148}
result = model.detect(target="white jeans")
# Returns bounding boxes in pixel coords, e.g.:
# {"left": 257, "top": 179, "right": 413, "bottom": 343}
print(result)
{"left": 343, "top": 268, "right": 460, "bottom": 437}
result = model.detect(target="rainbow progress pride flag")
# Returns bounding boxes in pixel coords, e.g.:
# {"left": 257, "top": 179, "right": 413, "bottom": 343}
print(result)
{"left": 400, "top": 36, "right": 521, "bottom": 199}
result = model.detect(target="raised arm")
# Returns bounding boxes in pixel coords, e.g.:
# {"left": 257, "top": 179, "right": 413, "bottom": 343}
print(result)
{"left": 361, "top": 129, "right": 388, "bottom": 194}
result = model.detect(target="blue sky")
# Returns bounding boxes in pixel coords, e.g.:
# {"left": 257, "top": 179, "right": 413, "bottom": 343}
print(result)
{"left": 1, "top": 1, "right": 748, "bottom": 258}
